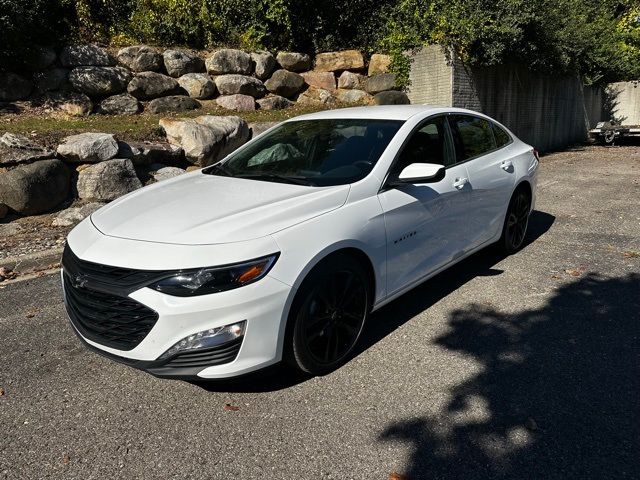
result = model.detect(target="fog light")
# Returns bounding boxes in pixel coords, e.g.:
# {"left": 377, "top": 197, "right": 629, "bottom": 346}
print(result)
{"left": 158, "top": 321, "right": 246, "bottom": 360}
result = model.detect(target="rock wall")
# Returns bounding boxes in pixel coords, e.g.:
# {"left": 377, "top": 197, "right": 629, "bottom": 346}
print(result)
{"left": 0, "top": 45, "right": 409, "bottom": 114}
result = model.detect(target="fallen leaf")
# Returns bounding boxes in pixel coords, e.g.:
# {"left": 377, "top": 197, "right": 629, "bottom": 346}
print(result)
{"left": 0, "top": 388, "right": 5, "bottom": 396}
{"left": 564, "top": 268, "right": 584, "bottom": 277}
{"left": 223, "top": 403, "right": 240, "bottom": 411}
{"left": 62, "top": 453, "right": 71, "bottom": 465}
{"left": 389, "top": 473, "right": 408, "bottom": 480}
{"left": 551, "top": 274, "right": 562, "bottom": 280}
{"left": 623, "top": 251, "right": 640, "bottom": 258}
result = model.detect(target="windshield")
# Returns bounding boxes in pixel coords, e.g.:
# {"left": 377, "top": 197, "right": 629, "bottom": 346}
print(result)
{"left": 204, "top": 119, "right": 404, "bottom": 186}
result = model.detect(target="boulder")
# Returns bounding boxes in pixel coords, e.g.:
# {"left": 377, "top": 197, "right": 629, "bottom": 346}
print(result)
{"left": 337, "top": 71, "right": 365, "bottom": 90}
{"left": 0, "top": 73, "right": 33, "bottom": 101}
{"left": 251, "top": 51, "right": 276, "bottom": 80}
{"left": 38, "top": 92, "right": 92, "bottom": 116}
{"left": 249, "top": 122, "right": 280, "bottom": 138}
{"left": 69, "top": 66, "right": 131, "bottom": 97}
{"left": 214, "top": 74, "right": 266, "bottom": 98}
{"left": 163, "top": 50, "right": 205, "bottom": 77}
{"left": 373, "top": 90, "right": 410, "bottom": 105}
{"left": 60, "top": 44, "right": 112, "bottom": 67}
{"left": 257, "top": 95, "right": 293, "bottom": 110}
{"left": 315, "top": 50, "right": 365, "bottom": 72}
{"left": 117, "top": 45, "right": 163, "bottom": 72}
{"left": 264, "top": 70, "right": 304, "bottom": 98}
{"left": 76, "top": 159, "right": 143, "bottom": 201}
{"left": 147, "top": 96, "right": 201, "bottom": 114}
{"left": 216, "top": 94, "right": 256, "bottom": 111}
{"left": 205, "top": 49, "right": 252, "bottom": 75}
{"left": 160, "top": 115, "right": 250, "bottom": 166}
{"left": 296, "top": 87, "right": 337, "bottom": 107}
{"left": 177, "top": 73, "right": 216, "bottom": 99}
{"left": 276, "top": 52, "right": 311, "bottom": 72}
{"left": 57, "top": 133, "right": 119, "bottom": 163}
{"left": 368, "top": 54, "right": 392, "bottom": 76}
{"left": 34, "top": 68, "right": 69, "bottom": 93}
{"left": 364, "top": 73, "right": 397, "bottom": 94}
{"left": 301, "top": 71, "right": 336, "bottom": 91}
{"left": 127, "top": 72, "right": 180, "bottom": 100}
{"left": 98, "top": 93, "right": 141, "bottom": 115}
{"left": 0, "top": 133, "right": 55, "bottom": 166}
{"left": 0, "top": 133, "right": 42, "bottom": 150}
{"left": 117, "top": 141, "right": 183, "bottom": 166}
{"left": 26, "top": 46, "right": 57, "bottom": 71}
{"left": 0, "top": 159, "right": 70, "bottom": 215}
{"left": 336, "top": 89, "right": 373, "bottom": 104}
{"left": 52, "top": 202, "right": 104, "bottom": 227}
{"left": 148, "top": 166, "right": 185, "bottom": 183}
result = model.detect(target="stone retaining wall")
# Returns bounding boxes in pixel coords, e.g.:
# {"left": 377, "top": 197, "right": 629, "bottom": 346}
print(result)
{"left": 0, "top": 45, "right": 409, "bottom": 114}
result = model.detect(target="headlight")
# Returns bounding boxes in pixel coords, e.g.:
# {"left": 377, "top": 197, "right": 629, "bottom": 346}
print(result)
{"left": 148, "top": 254, "right": 279, "bottom": 297}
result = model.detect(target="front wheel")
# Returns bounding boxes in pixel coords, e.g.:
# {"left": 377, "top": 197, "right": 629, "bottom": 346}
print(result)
{"left": 498, "top": 188, "right": 531, "bottom": 254}
{"left": 286, "top": 255, "right": 370, "bottom": 376}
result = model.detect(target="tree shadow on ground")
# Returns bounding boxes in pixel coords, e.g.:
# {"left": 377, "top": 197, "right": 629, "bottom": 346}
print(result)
{"left": 379, "top": 272, "right": 640, "bottom": 479}
{"left": 194, "top": 210, "right": 555, "bottom": 393}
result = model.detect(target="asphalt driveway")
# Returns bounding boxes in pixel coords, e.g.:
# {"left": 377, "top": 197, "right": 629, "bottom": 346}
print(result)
{"left": 1, "top": 144, "right": 639, "bottom": 479}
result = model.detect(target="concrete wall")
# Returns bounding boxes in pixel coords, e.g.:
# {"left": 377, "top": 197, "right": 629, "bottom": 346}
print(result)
{"left": 408, "top": 46, "right": 604, "bottom": 152}
{"left": 406, "top": 46, "right": 452, "bottom": 106}
{"left": 606, "top": 81, "right": 640, "bottom": 125}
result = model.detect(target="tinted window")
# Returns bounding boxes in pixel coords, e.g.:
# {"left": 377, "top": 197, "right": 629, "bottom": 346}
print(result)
{"left": 449, "top": 115, "right": 496, "bottom": 162}
{"left": 393, "top": 116, "right": 453, "bottom": 175}
{"left": 207, "top": 119, "right": 404, "bottom": 187}
{"left": 492, "top": 123, "right": 511, "bottom": 148}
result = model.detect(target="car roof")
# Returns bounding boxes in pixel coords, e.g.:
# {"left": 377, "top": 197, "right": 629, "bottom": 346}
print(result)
{"left": 288, "top": 105, "right": 455, "bottom": 121}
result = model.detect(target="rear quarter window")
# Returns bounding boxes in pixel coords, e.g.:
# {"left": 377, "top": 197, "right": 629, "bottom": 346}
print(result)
{"left": 492, "top": 123, "right": 512, "bottom": 148}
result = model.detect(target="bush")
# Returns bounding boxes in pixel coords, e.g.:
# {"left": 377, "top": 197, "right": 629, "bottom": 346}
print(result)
{"left": 0, "top": 0, "right": 75, "bottom": 71}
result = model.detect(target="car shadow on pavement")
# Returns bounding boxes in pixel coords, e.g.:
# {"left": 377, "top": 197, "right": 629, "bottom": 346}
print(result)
{"left": 193, "top": 211, "right": 555, "bottom": 393}
{"left": 377, "top": 273, "right": 640, "bottom": 478}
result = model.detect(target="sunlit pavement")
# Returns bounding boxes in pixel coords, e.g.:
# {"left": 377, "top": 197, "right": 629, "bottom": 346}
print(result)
{"left": 1, "top": 144, "right": 638, "bottom": 479}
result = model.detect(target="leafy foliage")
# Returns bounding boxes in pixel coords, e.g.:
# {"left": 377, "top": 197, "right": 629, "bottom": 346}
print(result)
{"left": 381, "top": 0, "right": 640, "bottom": 84}
{"left": 0, "top": 0, "right": 75, "bottom": 71}
{"left": 0, "top": 0, "right": 638, "bottom": 84}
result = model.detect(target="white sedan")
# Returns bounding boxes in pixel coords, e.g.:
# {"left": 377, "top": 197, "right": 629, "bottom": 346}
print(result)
{"left": 62, "top": 105, "right": 539, "bottom": 379}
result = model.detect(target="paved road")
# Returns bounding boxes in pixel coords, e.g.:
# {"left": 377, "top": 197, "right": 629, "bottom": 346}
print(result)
{"left": 1, "top": 145, "right": 639, "bottom": 479}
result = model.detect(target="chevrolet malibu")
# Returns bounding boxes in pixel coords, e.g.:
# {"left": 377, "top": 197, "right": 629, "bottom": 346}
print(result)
{"left": 62, "top": 105, "right": 539, "bottom": 379}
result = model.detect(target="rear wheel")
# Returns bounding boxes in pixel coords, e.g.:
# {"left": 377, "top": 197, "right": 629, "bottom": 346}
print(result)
{"left": 499, "top": 188, "right": 531, "bottom": 254}
{"left": 287, "top": 255, "right": 370, "bottom": 375}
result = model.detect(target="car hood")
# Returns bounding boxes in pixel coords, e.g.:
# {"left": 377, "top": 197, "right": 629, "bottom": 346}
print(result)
{"left": 91, "top": 172, "right": 350, "bottom": 245}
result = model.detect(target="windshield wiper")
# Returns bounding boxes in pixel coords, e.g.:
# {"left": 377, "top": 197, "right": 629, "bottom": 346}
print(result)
{"left": 205, "top": 163, "right": 232, "bottom": 176}
{"left": 236, "top": 173, "right": 316, "bottom": 186}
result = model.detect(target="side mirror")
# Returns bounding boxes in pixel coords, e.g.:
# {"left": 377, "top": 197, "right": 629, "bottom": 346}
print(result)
{"left": 393, "top": 163, "right": 446, "bottom": 185}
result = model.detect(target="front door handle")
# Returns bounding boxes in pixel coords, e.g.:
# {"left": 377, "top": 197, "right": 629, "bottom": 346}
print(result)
{"left": 453, "top": 177, "right": 468, "bottom": 189}
{"left": 501, "top": 160, "right": 513, "bottom": 171}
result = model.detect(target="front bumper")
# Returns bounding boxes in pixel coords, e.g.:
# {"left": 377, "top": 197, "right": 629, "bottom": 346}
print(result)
{"left": 63, "top": 219, "right": 293, "bottom": 379}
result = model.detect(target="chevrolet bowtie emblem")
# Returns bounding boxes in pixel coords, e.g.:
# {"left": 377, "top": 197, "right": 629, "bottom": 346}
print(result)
{"left": 71, "top": 274, "right": 89, "bottom": 289}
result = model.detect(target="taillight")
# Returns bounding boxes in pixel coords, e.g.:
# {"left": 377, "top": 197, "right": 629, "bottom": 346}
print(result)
{"left": 533, "top": 149, "right": 540, "bottom": 162}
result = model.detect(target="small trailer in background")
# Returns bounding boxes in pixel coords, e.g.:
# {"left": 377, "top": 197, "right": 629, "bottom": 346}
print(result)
{"left": 589, "top": 121, "right": 640, "bottom": 145}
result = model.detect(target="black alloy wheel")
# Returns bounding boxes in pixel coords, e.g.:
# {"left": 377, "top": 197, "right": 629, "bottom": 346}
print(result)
{"left": 500, "top": 189, "right": 531, "bottom": 253}
{"left": 288, "top": 255, "right": 369, "bottom": 375}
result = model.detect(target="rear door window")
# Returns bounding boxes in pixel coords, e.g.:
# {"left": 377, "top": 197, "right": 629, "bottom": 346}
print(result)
{"left": 448, "top": 115, "right": 496, "bottom": 162}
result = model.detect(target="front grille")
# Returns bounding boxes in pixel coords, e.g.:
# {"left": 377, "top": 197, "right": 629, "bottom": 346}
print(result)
{"left": 163, "top": 337, "right": 243, "bottom": 368}
{"left": 63, "top": 260, "right": 159, "bottom": 351}
{"left": 62, "top": 245, "right": 164, "bottom": 293}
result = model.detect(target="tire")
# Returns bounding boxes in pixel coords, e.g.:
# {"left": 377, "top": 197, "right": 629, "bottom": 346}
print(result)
{"left": 498, "top": 187, "right": 531, "bottom": 254}
{"left": 286, "top": 254, "right": 370, "bottom": 376}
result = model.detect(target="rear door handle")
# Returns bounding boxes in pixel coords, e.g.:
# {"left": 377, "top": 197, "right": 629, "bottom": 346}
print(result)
{"left": 453, "top": 177, "right": 468, "bottom": 189}
{"left": 501, "top": 160, "right": 513, "bottom": 171}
